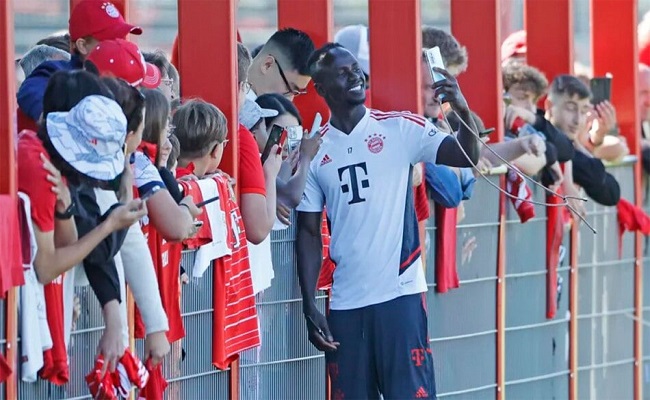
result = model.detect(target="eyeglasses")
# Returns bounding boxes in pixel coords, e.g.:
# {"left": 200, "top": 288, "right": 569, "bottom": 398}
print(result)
{"left": 271, "top": 55, "right": 307, "bottom": 98}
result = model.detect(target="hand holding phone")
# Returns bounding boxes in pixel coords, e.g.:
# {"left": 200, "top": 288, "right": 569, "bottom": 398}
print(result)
{"left": 261, "top": 125, "right": 288, "bottom": 164}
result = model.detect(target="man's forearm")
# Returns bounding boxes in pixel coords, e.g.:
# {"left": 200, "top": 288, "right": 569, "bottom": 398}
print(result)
{"left": 456, "top": 109, "right": 480, "bottom": 163}
{"left": 296, "top": 230, "right": 323, "bottom": 315}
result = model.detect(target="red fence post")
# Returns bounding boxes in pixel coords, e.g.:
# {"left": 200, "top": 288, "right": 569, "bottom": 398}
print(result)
{"left": 177, "top": 0, "right": 238, "bottom": 181}
{"left": 450, "top": 1, "right": 505, "bottom": 399}
{"left": 177, "top": 1, "right": 239, "bottom": 398}
{"left": 0, "top": 0, "right": 17, "bottom": 398}
{"left": 368, "top": 0, "right": 421, "bottom": 113}
{"left": 591, "top": 1, "right": 642, "bottom": 399}
{"left": 524, "top": 2, "right": 576, "bottom": 399}
{"left": 277, "top": 0, "right": 333, "bottom": 131}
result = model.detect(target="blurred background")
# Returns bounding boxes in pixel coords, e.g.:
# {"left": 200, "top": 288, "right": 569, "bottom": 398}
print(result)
{"left": 14, "top": 0, "right": 650, "bottom": 69}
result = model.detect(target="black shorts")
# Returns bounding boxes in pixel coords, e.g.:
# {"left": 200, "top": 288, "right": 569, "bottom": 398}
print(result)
{"left": 326, "top": 293, "right": 436, "bottom": 399}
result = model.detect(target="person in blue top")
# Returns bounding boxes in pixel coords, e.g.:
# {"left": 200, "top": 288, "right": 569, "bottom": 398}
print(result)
{"left": 17, "top": 0, "right": 142, "bottom": 127}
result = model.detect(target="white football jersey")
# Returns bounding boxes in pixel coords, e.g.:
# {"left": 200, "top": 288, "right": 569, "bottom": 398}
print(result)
{"left": 297, "top": 108, "right": 449, "bottom": 310}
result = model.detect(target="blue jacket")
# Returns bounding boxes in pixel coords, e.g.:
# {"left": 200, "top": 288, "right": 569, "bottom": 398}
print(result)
{"left": 17, "top": 55, "right": 83, "bottom": 121}
{"left": 424, "top": 163, "right": 476, "bottom": 208}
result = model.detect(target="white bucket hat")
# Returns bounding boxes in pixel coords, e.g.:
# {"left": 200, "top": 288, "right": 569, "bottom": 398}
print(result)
{"left": 46, "top": 95, "right": 127, "bottom": 181}
{"left": 239, "top": 99, "right": 279, "bottom": 130}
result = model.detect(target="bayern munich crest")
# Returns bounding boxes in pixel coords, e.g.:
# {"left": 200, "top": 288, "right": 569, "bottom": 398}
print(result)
{"left": 103, "top": 2, "right": 120, "bottom": 18}
{"left": 365, "top": 133, "right": 386, "bottom": 154}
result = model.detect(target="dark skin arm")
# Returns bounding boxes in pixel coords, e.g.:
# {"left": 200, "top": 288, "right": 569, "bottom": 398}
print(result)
{"left": 431, "top": 67, "right": 481, "bottom": 167}
{"left": 296, "top": 211, "right": 339, "bottom": 351}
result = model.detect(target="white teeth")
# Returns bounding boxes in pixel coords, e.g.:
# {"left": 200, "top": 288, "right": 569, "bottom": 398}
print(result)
{"left": 349, "top": 85, "right": 362, "bottom": 92}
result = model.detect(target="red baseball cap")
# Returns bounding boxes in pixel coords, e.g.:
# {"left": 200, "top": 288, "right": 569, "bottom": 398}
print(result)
{"left": 87, "top": 39, "right": 161, "bottom": 89}
{"left": 69, "top": 0, "right": 143, "bottom": 41}
{"left": 501, "top": 30, "right": 527, "bottom": 62}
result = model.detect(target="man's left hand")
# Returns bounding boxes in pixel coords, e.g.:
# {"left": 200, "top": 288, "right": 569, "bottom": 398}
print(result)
{"left": 591, "top": 100, "right": 617, "bottom": 145}
{"left": 432, "top": 67, "right": 469, "bottom": 114}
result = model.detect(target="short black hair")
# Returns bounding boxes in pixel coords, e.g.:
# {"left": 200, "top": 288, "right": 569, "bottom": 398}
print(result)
{"left": 550, "top": 74, "right": 591, "bottom": 101}
{"left": 266, "top": 28, "right": 315, "bottom": 76}
{"left": 251, "top": 44, "right": 264, "bottom": 59}
{"left": 307, "top": 42, "right": 345, "bottom": 83}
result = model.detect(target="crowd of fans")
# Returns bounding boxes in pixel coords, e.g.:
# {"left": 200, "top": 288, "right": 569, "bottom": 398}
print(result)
{"left": 9, "top": 0, "right": 650, "bottom": 398}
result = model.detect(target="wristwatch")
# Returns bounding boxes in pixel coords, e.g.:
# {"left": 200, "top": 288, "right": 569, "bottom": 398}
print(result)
{"left": 55, "top": 199, "right": 76, "bottom": 220}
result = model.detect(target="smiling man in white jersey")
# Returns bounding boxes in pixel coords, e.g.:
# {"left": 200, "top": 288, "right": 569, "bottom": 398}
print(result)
{"left": 296, "top": 43, "right": 481, "bottom": 399}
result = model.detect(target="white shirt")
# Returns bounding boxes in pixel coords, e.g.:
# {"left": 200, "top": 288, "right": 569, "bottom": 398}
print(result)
{"left": 297, "top": 108, "right": 449, "bottom": 310}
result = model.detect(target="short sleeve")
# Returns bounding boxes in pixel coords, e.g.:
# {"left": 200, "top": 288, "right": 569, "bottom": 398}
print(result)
{"left": 401, "top": 114, "right": 449, "bottom": 165}
{"left": 296, "top": 162, "right": 324, "bottom": 213}
{"left": 17, "top": 132, "right": 56, "bottom": 232}
{"left": 238, "top": 125, "right": 266, "bottom": 196}
{"left": 133, "top": 152, "right": 165, "bottom": 197}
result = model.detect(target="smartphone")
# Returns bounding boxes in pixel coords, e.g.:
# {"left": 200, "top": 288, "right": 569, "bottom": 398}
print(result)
{"left": 286, "top": 125, "right": 303, "bottom": 153}
{"left": 140, "top": 186, "right": 161, "bottom": 202}
{"left": 196, "top": 195, "right": 220, "bottom": 208}
{"left": 261, "top": 124, "right": 287, "bottom": 164}
{"left": 424, "top": 46, "right": 447, "bottom": 84}
{"left": 590, "top": 76, "right": 612, "bottom": 105}
{"left": 309, "top": 112, "right": 323, "bottom": 138}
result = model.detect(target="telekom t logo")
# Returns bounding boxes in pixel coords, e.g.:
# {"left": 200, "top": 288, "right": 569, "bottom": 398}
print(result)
{"left": 411, "top": 349, "right": 426, "bottom": 367}
{"left": 338, "top": 162, "right": 369, "bottom": 205}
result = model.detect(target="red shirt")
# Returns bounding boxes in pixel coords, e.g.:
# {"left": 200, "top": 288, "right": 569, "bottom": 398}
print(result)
{"left": 17, "top": 130, "right": 56, "bottom": 232}
{"left": 17, "top": 131, "right": 69, "bottom": 384}
{"left": 211, "top": 175, "right": 260, "bottom": 369}
{"left": 134, "top": 147, "right": 185, "bottom": 342}
{"left": 237, "top": 124, "right": 266, "bottom": 199}
{"left": 134, "top": 230, "right": 185, "bottom": 343}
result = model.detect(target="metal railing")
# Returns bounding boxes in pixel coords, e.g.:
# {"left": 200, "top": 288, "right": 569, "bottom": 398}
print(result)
{"left": 11, "top": 159, "right": 648, "bottom": 399}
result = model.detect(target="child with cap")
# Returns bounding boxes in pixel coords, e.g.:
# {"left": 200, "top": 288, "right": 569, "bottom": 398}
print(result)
{"left": 17, "top": 0, "right": 143, "bottom": 130}
{"left": 86, "top": 39, "right": 162, "bottom": 89}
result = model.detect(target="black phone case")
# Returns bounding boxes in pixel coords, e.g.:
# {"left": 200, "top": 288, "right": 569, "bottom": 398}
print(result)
{"left": 261, "top": 125, "right": 284, "bottom": 164}
{"left": 590, "top": 77, "right": 611, "bottom": 105}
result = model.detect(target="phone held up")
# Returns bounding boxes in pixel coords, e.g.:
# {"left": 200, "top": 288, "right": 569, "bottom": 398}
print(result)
{"left": 590, "top": 74, "right": 612, "bottom": 105}
{"left": 260, "top": 124, "right": 288, "bottom": 164}
{"left": 286, "top": 126, "right": 303, "bottom": 154}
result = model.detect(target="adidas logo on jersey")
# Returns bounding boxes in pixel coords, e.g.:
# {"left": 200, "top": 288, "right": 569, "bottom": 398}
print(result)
{"left": 320, "top": 154, "right": 332, "bottom": 166}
